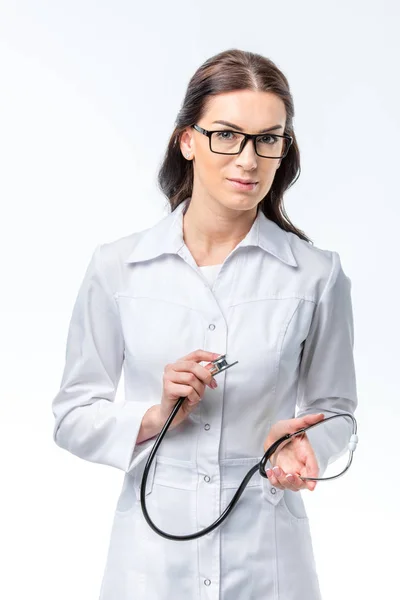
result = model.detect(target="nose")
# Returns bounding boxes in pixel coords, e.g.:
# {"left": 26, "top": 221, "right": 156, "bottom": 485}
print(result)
{"left": 235, "top": 137, "right": 258, "bottom": 170}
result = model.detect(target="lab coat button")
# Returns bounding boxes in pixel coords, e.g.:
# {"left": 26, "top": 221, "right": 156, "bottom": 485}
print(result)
{"left": 208, "top": 323, "right": 216, "bottom": 330}
{"left": 204, "top": 475, "right": 211, "bottom": 482}
{"left": 204, "top": 423, "right": 210, "bottom": 430}
{"left": 204, "top": 579, "right": 211, "bottom": 586}
{"left": 271, "top": 487, "right": 277, "bottom": 495}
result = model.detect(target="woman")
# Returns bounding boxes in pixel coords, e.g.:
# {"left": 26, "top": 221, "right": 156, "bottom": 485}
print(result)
{"left": 52, "top": 48, "right": 358, "bottom": 599}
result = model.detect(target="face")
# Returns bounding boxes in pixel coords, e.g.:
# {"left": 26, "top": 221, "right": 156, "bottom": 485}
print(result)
{"left": 180, "top": 90, "right": 287, "bottom": 213}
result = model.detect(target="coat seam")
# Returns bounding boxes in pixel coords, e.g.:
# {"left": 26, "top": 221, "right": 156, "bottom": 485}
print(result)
{"left": 229, "top": 295, "right": 317, "bottom": 307}
{"left": 274, "top": 504, "right": 279, "bottom": 599}
{"left": 272, "top": 298, "right": 304, "bottom": 402}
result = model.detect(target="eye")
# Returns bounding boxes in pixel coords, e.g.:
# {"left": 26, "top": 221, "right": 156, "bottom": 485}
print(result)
{"left": 216, "top": 130, "right": 237, "bottom": 140}
{"left": 258, "top": 134, "right": 279, "bottom": 144}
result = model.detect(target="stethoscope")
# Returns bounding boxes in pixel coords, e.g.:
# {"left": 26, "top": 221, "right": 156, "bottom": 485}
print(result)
{"left": 140, "top": 355, "right": 358, "bottom": 541}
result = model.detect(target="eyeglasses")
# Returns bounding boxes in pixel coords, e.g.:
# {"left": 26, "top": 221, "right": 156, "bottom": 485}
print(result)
{"left": 192, "top": 124, "right": 293, "bottom": 159}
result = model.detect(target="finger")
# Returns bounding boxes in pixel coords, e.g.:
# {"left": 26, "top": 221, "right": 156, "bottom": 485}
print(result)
{"left": 170, "top": 371, "right": 204, "bottom": 400}
{"left": 201, "top": 362, "right": 220, "bottom": 386}
{"left": 181, "top": 349, "right": 221, "bottom": 363}
{"left": 167, "top": 380, "right": 201, "bottom": 405}
{"left": 271, "top": 466, "right": 299, "bottom": 491}
{"left": 306, "top": 448, "right": 320, "bottom": 480}
{"left": 290, "top": 413, "right": 325, "bottom": 432}
{"left": 301, "top": 471, "right": 318, "bottom": 491}
{"left": 187, "top": 393, "right": 201, "bottom": 407}
{"left": 304, "top": 460, "right": 319, "bottom": 491}
{"left": 300, "top": 447, "right": 320, "bottom": 491}
{"left": 265, "top": 413, "right": 326, "bottom": 447}
{"left": 305, "top": 480, "right": 317, "bottom": 491}
{"left": 174, "top": 361, "right": 217, "bottom": 389}
{"left": 285, "top": 472, "right": 306, "bottom": 490}
{"left": 265, "top": 469, "right": 283, "bottom": 490}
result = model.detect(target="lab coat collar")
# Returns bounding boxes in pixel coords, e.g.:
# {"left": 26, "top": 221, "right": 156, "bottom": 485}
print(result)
{"left": 125, "top": 197, "right": 298, "bottom": 267}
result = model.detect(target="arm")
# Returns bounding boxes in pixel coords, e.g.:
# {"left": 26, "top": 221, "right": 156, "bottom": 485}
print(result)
{"left": 295, "top": 251, "right": 358, "bottom": 476}
{"left": 51, "top": 244, "right": 162, "bottom": 473}
{"left": 137, "top": 405, "right": 164, "bottom": 444}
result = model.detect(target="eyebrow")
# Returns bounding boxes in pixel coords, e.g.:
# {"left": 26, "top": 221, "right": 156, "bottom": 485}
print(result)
{"left": 211, "top": 120, "right": 283, "bottom": 133}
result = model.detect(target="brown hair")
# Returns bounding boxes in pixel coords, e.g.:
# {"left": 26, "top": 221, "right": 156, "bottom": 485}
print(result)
{"left": 157, "top": 48, "right": 312, "bottom": 244}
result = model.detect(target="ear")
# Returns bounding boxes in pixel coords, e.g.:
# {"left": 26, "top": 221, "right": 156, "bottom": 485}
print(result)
{"left": 179, "top": 127, "right": 194, "bottom": 158}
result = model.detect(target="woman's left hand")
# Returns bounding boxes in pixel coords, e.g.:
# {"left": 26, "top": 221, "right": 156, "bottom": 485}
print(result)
{"left": 263, "top": 413, "right": 325, "bottom": 492}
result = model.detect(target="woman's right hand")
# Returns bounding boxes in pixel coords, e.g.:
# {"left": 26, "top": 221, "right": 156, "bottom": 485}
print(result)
{"left": 160, "top": 349, "right": 221, "bottom": 429}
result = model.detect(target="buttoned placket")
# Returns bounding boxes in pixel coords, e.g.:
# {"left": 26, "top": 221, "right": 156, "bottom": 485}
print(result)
{"left": 177, "top": 245, "right": 229, "bottom": 600}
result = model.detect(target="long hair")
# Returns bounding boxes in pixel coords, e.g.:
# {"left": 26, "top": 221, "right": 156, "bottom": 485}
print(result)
{"left": 157, "top": 48, "right": 312, "bottom": 243}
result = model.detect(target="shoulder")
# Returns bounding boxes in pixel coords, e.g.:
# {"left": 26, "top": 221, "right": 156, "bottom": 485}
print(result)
{"left": 100, "top": 229, "right": 145, "bottom": 263}
{"left": 93, "top": 225, "right": 152, "bottom": 289}
{"left": 287, "top": 231, "right": 351, "bottom": 297}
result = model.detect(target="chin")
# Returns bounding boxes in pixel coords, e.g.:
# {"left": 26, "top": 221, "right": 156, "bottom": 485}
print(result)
{"left": 218, "top": 193, "right": 260, "bottom": 212}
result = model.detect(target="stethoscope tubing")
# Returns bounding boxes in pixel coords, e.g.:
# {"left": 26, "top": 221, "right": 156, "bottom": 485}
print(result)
{"left": 139, "top": 357, "right": 358, "bottom": 541}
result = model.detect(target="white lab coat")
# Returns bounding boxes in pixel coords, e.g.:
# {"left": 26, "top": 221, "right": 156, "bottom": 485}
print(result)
{"left": 52, "top": 197, "right": 358, "bottom": 599}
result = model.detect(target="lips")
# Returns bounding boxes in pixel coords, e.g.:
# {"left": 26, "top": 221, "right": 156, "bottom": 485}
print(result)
{"left": 228, "top": 178, "right": 258, "bottom": 184}
{"left": 227, "top": 178, "right": 258, "bottom": 191}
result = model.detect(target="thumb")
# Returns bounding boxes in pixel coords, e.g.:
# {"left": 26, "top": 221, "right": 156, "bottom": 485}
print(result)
{"left": 264, "top": 413, "right": 325, "bottom": 451}
{"left": 293, "top": 412, "right": 325, "bottom": 430}
{"left": 282, "top": 413, "right": 325, "bottom": 435}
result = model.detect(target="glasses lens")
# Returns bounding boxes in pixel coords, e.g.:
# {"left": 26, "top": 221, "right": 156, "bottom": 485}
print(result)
{"left": 256, "top": 134, "right": 286, "bottom": 158}
{"left": 211, "top": 131, "right": 287, "bottom": 158}
{"left": 268, "top": 414, "right": 355, "bottom": 481}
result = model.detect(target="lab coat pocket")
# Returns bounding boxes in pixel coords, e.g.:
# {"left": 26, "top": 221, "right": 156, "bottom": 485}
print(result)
{"left": 281, "top": 489, "right": 309, "bottom": 521}
{"left": 130, "top": 456, "right": 199, "bottom": 600}
{"left": 274, "top": 490, "right": 319, "bottom": 598}
{"left": 220, "top": 456, "right": 264, "bottom": 514}
{"left": 115, "top": 459, "right": 156, "bottom": 515}
{"left": 261, "top": 474, "right": 285, "bottom": 507}
{"left": 261, "top": 476, "right": 308, "bottom": 520}
{"left": 133, "top": 455, "right": 157, "bottom": 502}
{"left": 145, "top": 455, "right": 198, "bottom": 491}
{"left": 137, "top": 455, "right": 198, "bottom": 538}
{"left": 220, "top": 456, "right": 263, "bottom": 489}
{"left": 220, "top": 457, "right": 280, "bottom": 597}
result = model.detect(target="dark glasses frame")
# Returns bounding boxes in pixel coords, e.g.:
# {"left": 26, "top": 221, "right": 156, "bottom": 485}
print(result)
{"left": 192, "top": 124, "right": 293, "bottom": 159}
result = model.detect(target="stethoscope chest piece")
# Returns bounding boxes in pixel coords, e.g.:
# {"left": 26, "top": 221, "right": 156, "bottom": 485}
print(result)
{"left": 208, "top": 354, "right": 239, "bottom": 376}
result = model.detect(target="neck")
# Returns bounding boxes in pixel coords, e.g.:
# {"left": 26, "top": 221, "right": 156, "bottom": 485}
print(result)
{"left": 182, "top": 195, "right": 257, "bottom": 266}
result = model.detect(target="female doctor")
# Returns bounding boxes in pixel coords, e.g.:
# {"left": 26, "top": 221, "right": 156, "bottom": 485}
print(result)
{"left": 51, "top": 48, "right": 358, "bottom": 600}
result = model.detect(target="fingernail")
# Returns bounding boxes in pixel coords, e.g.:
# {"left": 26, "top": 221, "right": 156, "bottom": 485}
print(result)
{"left": 273, "top": 466, "right": 281, "bottom": 477}
{"left": 266, "top": 469, "right": 272, "bottom": 478}
{"left": 286, "top": 474, "right": 295, "bottom": 483}
{"left": 211, "top": 379, "right": 218, "bottom": 388}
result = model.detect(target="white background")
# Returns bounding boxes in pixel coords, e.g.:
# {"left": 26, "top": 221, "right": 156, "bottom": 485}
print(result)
{"left": 1, "top": 1, "right": 398, "bottom": 598}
